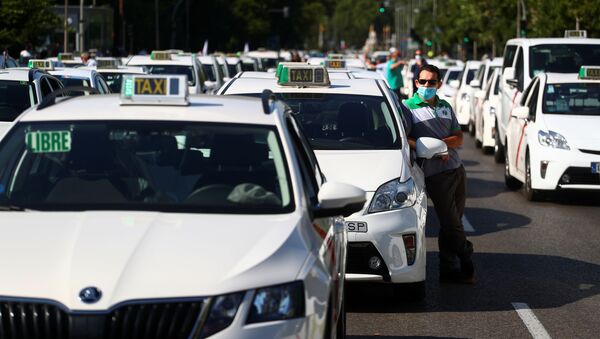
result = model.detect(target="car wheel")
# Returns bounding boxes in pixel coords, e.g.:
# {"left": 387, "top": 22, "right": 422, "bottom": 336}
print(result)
{"left": 468, "top": 119, "right": 475, "bottom": 136}
{"left": 475, "top": 138, "right": 482, "bottom": 148}
{"left": 393, "top": 281, "right": 426, "bottom": 302}
{"left": 524, "top": 152, "right": 544, "bottom": 201}
{"left": 504, "top": 143, "right": 522, "bottom": 190}
{"left": 494, "top": 122, "right": 504, "bottom": 163}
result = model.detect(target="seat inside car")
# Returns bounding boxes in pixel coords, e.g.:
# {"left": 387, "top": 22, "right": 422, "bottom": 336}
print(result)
{"left": 337, "top": 102, "right": 370, "bottom": 138}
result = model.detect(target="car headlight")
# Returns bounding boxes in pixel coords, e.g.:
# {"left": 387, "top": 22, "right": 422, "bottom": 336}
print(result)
{"left": 538, "top": 130, "right": 570, "bottom": 150}
{"left": 490, "top": 106, "right": 496, "bottom": 116}
{"left": 200, "top": 292, "right": 245, "bottom": 338}
{"left": 461, "top": 93, "right": 470, "bottom": 102}
{"left": 247, "top": 281, "right": 305, "bottom": 324}
{"left": 368, "top": 178, "right": 417, "bottom": 213}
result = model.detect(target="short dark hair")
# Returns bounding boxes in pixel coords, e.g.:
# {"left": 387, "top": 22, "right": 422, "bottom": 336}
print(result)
{"left": 417, "top": 64, "right": 441, "bottom": 80}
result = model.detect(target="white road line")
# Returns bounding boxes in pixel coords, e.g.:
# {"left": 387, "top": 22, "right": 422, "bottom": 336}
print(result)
{"left": 462, "top": 215, "right": 475, "bottom": 233}
{"left": 512, "top": 302, "right": 552, "bottom": 339}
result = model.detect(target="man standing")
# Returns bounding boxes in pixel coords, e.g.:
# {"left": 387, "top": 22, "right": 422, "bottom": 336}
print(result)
{"left": 410, "top": 50, "right": 427, "bottom": 95}
{"left": 81, "top": 52, "right": 96, "bottom": 67}
{"left": 401, "top": 64, "right": 475, "bottom": 284}
{"left": 386, "top": 47, "right": 406, "bottom": 99}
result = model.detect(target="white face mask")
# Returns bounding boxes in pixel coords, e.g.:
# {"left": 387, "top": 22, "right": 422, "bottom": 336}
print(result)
{"left": 415, "top": 55, "right": 422, "bottom": 60}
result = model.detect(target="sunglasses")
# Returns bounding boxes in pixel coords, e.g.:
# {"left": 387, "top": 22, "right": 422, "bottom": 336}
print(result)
{"left": 417, "top": 79, "right": 439, "bottom": 85}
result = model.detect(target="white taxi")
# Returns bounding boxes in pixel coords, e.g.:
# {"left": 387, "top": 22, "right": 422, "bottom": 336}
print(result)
{"left": 473, "top": 68, "right": 502, "bottom": 154}
{"left": 127, "top": 51, "right": 206, "bottom": 94}
{"left": 504, "top": 67, "right": 600, "bottom": 200}
{"left": 0, "top": 74, "right": 366, "bottom": 338}
{"left": 48, "top": 67, "right": 111, "bottom": 94}
{"left": 454, "top": 60, "right": 481, "bottom": 128}
{"left": 80, "top": 57, "right": 147, "bottom": 93}
{"left": 220, "top": 65, "right": 429, "bottom": 300}
{"left": 0, "top": 61, "right": 63, "bottom": 135}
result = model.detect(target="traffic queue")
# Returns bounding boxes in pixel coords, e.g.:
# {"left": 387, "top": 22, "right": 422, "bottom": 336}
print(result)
{"left": 0, "top": 28, "right": 599, "bottom": 338}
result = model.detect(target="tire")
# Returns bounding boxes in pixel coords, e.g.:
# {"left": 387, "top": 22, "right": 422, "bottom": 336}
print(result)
{"left": 494, "top": 122, "right": 504, "bottom": 163}
{"left": 482, "top": 146, "right": 494, "bottom": 154}
{"left": 504, "top": 142, "right": 522, "bottom": 190}
{"left": 468, "top": 119, "right": 475, "bottom": 136}
{"left": 475, "top": 138, "right": 482, "bottom": 148}
{"left": 524, "top": 152, "right": 544, "bottom": 201}
{"left": 393, "top": 281, "right": 426, "bottom": 303}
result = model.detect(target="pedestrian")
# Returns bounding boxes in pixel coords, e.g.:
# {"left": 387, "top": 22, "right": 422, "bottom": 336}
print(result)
{"left": 81, "top": 52, "right": 96, "bottom": 66}
{"left": 401, "top": 64, "right": 475, "bottom": 284}
{"left": 386, "top": 47, "right": 407, "bottom": 99}
{"left": 19, "top": 43, "right": 33, "bottom": 66}
{"left": 410, "top": 50, "right": 427, "bottom": 95}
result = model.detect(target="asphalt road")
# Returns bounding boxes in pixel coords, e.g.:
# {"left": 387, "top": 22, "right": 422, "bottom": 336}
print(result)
{"left": 346, "top": 134, "right": 600, "bottom": 339}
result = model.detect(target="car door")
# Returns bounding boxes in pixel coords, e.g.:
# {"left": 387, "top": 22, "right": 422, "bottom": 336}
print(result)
{"left": 508, "top": 78, "right": 539, "bottom": 178}
{"left": 516, "top": 79, "right": 540, "bottom": 175}
{"left": 500, "top": 44, "right": 519, "bottom": 142}
{"left": 285, "top": 114, "right": 345, "bottom": 323}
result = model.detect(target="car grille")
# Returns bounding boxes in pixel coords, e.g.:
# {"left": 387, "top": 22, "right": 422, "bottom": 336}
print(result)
{"left": 560, "top": 167, "right": 600, "bottom": 186}
{"left": 347, "top": 242, "right": 391, "bottom": 281}
{"left": 0, "top": 298, "right": 207, "bottom": 339}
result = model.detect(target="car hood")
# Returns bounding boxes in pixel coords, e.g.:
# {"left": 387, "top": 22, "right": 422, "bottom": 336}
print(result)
{"left": 541, "top": 114, "right": 600, "bottom": 150}
{"left": 315, "top": 150, "right": 406, "bottom": 192}
{"left": 0, "top": 211, "right": 308, "bottom": 310}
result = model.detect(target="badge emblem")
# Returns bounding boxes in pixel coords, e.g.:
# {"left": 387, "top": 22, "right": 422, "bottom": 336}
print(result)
{"left": 79, "top": 286, "right": 102, "bottom": 304}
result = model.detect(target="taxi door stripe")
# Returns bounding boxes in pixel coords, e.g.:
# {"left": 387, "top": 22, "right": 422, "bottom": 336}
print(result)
{"left": 312, "top": 223, "right": 327, "bottom": 240}
{"left": 515, "top": 122, "right": 527, "bottom": 168}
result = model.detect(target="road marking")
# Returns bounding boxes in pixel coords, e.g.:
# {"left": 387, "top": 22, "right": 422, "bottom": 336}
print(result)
{"left": 462, "top": 215, "right": 475, "bottom": 233}
{"left": 512, "top": 302, "right": 552, "bottom": 339}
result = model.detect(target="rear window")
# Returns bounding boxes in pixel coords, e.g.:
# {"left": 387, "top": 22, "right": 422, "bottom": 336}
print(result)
{"left": 0, "top": 80, "right": 35, "bottom": 122}
{"left": 530, "top": 44, "right": 600, "bottom": 77}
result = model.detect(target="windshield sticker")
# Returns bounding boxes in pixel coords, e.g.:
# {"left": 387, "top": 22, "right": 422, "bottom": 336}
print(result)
{"left": 26, "top": 131, "right": 72, "bottom": 153}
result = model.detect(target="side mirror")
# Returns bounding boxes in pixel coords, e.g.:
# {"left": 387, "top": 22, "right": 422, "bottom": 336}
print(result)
{"left": 416, "top": 137, "right": 448, "bottom": 159}
{"left": 474, "top": 90, "right": 486, "bottom": 100}
{"left": 512, "top": 106, "right": 530, "bottom": 119}
{"left": 503, "top": 67, "right": 517, "bottom": 87}
{"left": 223, "top": 77, "right": 231, "bottom": 82}
{"left": 204, "top": 80, "right": 216, "bottom": 89}
{"left": 313, "top": 182, "right": 366, "bottom": 218}
{"left": 449, "top": 80, "right": 460, "bottom": 89}
{"left": 469, "top": 79, "right": 481, "bottom": 88}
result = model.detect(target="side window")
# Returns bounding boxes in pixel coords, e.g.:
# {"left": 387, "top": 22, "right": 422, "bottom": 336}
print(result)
{"left": 527, "top": 81, "right": 540, "bottom": 121}
{"left": 40, "top": 78, "right": 52, "bottom": 98}
{"left": 515, "top": 47, "right": 524, "bottom": 92}
{"left": 46, "top": 77, "right": 63, "bottom": 91}
{"left": 493, "top": 74, "right": 500, "bottom": 95}
{"left": 476, "top": 65, "right": 485, "bottom": 83}
{"left": 503, "top": 45, "right": 518, "bottom": 69}
{"left": 520, "top": 79, "right": 535, "bottom": 106}
{"left": 286, "top": 116, "right": 320, "bottom": 204}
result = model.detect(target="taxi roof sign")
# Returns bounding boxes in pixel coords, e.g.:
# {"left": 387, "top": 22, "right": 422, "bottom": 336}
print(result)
{"left": 276, "top": 62, "right": 306, "bottom": 78}
{"left": 120, "top": 75, "right": 188, "bottom": 106}
{"left": 58, "top": 53, "right": 74, "bottom": 61}
{"left": 96, "top": 58, "right": 119, "bottom": 69}
{"left": 150, "top": 51, "right": 171, "bottom": 61}
{"left": 327, "top": 53, "right": 345, "bottom": 60}
{"left": 278, "top": 65, "right": 330, "bottom": 87}
{"left": 28, "top": 59, "right": 53, "bottom": 70}
{"left": 578, "top": 66, "right": 600, "bottom": 80}
{"left": 565, "top": 30, "right": 587, "bottom": 38}
{"left": 324, "top": 59, "right": 346, "bottom": 69}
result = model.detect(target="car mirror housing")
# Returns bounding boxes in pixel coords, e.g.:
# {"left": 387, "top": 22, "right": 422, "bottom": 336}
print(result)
{"left": 416, "top": 137, "right": 448, "bottom": 159}
{"left": 313, "top": 182, "right": 366, "bottom": 218}
{"left": 512, "top": 106, "right": 530, "bottom": 119}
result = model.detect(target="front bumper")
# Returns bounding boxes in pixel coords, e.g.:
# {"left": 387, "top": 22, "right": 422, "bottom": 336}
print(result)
{"left": 344, "top": 191, "right": 427, "bottom": 284}
{"left": 531, "top": 147, "right": 600, "bottom": 190}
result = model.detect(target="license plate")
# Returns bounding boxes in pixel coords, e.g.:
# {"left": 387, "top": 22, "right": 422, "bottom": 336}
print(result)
{"left": 345, "top": 221, "right": 368, "bottom": 233}
{"left": 592, "top": 162, "right": 600, "bottom": 174}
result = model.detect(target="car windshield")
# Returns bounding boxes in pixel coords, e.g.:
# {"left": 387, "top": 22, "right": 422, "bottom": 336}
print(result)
{"left": 261, "top": 58, "right": 279, "bottom": 70}
{"left": 0, "top": 81, "right": 35, "bottom": 122}
{"left": 101, "top": 72, "right": 127, "bottom": 92}
{"left": 241, "top": 62, "right": 256, "bottom": 71}
{"left": 202, "top": 64, "right": 216, "bottom": 82}
{"left": 530, "top": 44, "right": 600, "bottom": 77}
{"left": 543, "top": 82, "right": 600, "bottom": 116}
{"left": 243, "top": 93, "right": 401, "bottom": 150}
{"left": 146, "top": 65, "right": 196, "bottom": 86}
{"left": 0, "top": 121, "right": 294, "bottom": 214}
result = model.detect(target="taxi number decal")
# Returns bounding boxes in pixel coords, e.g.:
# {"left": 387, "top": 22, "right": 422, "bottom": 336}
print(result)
{"left": 592, "top": 162, "right": 600, "bottom": 174}
{"left": 26, "top": 131, "right": 71, "bottom": 153}
{"left": 30, "top": 61, "right": 47, "bottom": 68}
{"left": 289, "top": 69, "right": 313, "bottom": 83}
{"left": 134, "top": 78, "right": 167, "bottom": 95}
{"left": 345, "top": 221, "right": 368, "bottom": 233}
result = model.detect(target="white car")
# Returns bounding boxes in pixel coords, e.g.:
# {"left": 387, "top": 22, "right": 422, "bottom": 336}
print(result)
{"left": 198, "top": 55, "right": 225, "bottom": 93}
{"left": 0, "top": 74, "right": 366, "bottom": 338}
{"left": 127, "top": 51, "right": 207, "bottom": 94}
{"left": 504, "top": 67, "right": 600, "bottom": 201}
{"left": 468, "top": 58, "right": 503, "bottom": 135}
{"left": 245, "top": 50, "right": 281, "bottom": 72}
{"left": 49, "top": 67, "right": 111, "bottom": 94}
{"left": 0, "top": 63, "right": 63, "bottom": 135}
{"left": 496, "top": 31, "right": 600, "bottom": 165}
{"left": 454, "top": 60, "right": 481, "bottom": 129}
{"left": 474, "top": 68, "right": 502, "bottom": 154}
{"left": 80, "top": 58, "right": 147, "bottom": 93}
{"left": 438, "top": 65, "right": 463, "bottom": 111}
{"left": 220, "top": 65, "right": 429, "bottom": 300}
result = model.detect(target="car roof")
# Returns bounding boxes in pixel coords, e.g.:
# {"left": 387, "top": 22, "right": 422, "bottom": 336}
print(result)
{"left": 19, "top": 94, "right": 279, "bottom": 126}
{"left": 544, "top": 72, "right": 600, "bottom": 84}
{"left": 224, "top": 76, "right": 384, "bottom": 96}
{"left": 127, "top": 55, "right": 191, "bottom": 66}
{"left": 465, "top": 60, "right": 482, "bottom": 68}
{"left": 506, "top": 37, "right": 600, "bottom": 46}
{"left": 0, "top": 68, "right": 32, "bottom": 82}
{"left": 246, "top": 51, "right": 279, "bottom": 59}
{"left": 49, "top": 68, "right": 96, "bottom": 78}
{"left": 80, "top": 66, "right": 147, "bottom": 74}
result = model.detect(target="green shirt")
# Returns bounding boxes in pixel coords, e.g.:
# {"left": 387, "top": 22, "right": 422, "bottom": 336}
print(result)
{"left": 386, "top": 59, "right": 404, "bottom": 90}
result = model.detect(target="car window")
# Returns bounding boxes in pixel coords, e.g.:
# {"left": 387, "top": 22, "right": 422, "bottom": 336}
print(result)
{"left": 0, "top": 121, "right": 294, "bottom": 214}
{"left": 101, "top": 72, "right": 125, "bottom": 92}
{"left": 0, "top": 81, "right": 35, "bottom": 122}
{"left": 202, "top": 64, "right": 216, "bottom": 82}
{"left": 146, "top": 65, "right": 196, "bottom": 86}
{"left": 286, "top": 117, "right": 320, "bottom": 205}
{"left": 515, "top": 47, "right": 524, "bottom": 91}
{"left": 503, "top": 45, "right": 518, "bottom": 69}
{"left": 493, "top": 73, "right": 500, "bottom": 95}
{"left": 526, "top": 80, "right": 540, "bottom": 121}
{"left": 445, "top": 70, "right": 461, "bottom": 84}
{"left": 543, "top": 82, "right": 600, "bottom": 115}
{"left": 529, "top": 44, "right": 600, "bottom": 77}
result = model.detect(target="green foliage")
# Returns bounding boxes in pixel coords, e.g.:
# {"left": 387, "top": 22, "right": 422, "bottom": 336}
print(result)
{"left": 0, "top": 0, "right": 61, "bottom": 52}
{"left": 333, "top": 0, "right": 379, "bottom": 48}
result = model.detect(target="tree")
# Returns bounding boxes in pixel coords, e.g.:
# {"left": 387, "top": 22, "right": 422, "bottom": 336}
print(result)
{"left": 0, "top": 0, "right": 61, "bottom": 55}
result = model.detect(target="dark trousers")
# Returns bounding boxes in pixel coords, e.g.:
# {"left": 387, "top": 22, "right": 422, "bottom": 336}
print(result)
{"left": 425, "top": 166, "right": 473, "bottom": 273}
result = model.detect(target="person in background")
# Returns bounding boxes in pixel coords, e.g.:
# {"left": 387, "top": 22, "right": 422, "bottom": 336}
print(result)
{"left": 386, "top": 47, "right": 407, "bottom": 99}
{"left": 411, "top": 49, "right": 428, "bottom": 94}
{"left": 81, "top": 52, "right": 96, "bottom": 66}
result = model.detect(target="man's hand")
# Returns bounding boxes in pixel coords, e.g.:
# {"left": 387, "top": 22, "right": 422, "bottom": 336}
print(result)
{"left": 443, "top": 130, "right": 463, "bottom": 149}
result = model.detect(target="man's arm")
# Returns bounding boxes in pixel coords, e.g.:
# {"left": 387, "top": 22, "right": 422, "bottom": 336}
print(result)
{"left": 443, "top": 130, "right": 463, "bottom": 149}
{"left": 389, "top": 60, "right": 406, "bottom": 70}
{"left": 408, "top": 137, "right": 417, "bottom": 150}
